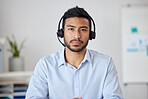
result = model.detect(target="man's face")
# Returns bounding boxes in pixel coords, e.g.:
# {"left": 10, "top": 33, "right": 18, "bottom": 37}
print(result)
{"left": 64, "top": 17, "right": 90, "bottom": 52}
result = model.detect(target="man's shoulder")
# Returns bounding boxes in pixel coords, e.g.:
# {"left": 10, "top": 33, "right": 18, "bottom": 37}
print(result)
{"left": 39, "top": 49, "right": 63, "bottom": 64}
{"left": 88, "top": 49, "right": 111, "bottom": 58}
{"left": 88, "top": 49, "right": 111, "bottom": 62}
{"left": 42, "top": 49, "right": 62, "bottom": 59}
{"left": 88, "top": 49, "right": 112, "bottom": 68}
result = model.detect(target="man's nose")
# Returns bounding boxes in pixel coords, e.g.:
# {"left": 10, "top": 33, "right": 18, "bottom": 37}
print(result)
{"left": 74, "top": 30, "right": 81, "bottom": 39}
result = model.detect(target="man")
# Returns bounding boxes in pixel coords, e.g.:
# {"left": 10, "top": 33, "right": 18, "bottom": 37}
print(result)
{"left": 26, "top": 6, "right": 123, "bottom": 99}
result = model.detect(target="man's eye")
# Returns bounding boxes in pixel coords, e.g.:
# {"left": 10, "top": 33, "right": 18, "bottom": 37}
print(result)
{"left": 81, "top": 29, "right": 87, "bottom": 32}
{"left": 68, "top": 28, "right": 74, "bottom": 31}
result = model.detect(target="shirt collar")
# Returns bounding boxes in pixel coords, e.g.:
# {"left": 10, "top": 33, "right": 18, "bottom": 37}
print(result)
{"left": 81, "top": 49, "right": 91, "bottom": 64}
{"left": 58, "top": 48, "right": 66, "bottom": 67}
{"left": 58, "top": 48, "right": 92, "bottom": 68}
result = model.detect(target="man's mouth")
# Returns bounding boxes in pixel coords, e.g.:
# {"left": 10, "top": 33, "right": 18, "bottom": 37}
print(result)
{"left": 71, "top": 41, "right": 81, "bottom": 45}
{"left": 70, "top": 40, "right": 83, "bottom": 45}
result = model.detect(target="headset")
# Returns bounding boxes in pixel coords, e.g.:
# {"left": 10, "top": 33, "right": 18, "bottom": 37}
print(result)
{"left": 57, "top": 15, "right": 96, "bottom": 47}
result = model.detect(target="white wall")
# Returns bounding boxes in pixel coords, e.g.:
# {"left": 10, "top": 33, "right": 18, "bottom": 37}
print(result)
{"left": 0, "top": 0, "right": 148, "bottom": 98}
{"left": 0, "top": 0, "right": 122, "bottom": 74}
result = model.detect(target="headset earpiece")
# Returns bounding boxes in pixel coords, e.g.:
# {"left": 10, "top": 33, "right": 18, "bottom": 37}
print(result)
{"left": 89, "top": 16, "right": 96, "bottom": 40}
{"left": 89, "top": 31, "right": 96, "bottom": 40}
{"left": 57, "top": 29, "right": 64, "bottom": 38}
{"left": 57, "top": 16, "right": 64, "bottom": 38}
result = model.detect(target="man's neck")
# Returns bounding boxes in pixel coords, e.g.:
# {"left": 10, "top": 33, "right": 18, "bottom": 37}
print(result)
{"left": 64, "top": 47, "right": 86, "bottom": 69}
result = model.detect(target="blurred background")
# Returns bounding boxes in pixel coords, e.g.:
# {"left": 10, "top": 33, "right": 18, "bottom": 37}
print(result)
{"left": 0, "top": 0, "right": 148, "bottom": 99}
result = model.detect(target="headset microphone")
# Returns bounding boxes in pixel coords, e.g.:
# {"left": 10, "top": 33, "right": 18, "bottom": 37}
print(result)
{"left": 57, "top": 35, "right": 65, "bottom": 47}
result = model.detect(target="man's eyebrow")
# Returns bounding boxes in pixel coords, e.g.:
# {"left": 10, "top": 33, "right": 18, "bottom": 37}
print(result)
{"left": 80, "top": 26, "right": 88, "bottom": 28}
{"left": 67, "top": 25, "right": 76, "bottom": 27}
{"left": 67, "top": 25, "right": 88, "bottom": 29}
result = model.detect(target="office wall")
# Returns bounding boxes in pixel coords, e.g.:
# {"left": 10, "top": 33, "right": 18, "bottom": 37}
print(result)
{"left": 0, "top": 0, "right": 122, "bottom": 74}
{"left": 0, "top": 0, "right": 148, "bottom": 98}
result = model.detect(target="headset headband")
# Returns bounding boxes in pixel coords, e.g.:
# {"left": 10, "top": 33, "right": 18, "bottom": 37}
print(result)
{"left": 57, "top": 15, "right": 96, "bottom": 33}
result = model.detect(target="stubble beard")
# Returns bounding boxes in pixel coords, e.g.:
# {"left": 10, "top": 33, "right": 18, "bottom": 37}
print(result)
{"left": 64, "top": 39, "right": 89, "bottom": 52}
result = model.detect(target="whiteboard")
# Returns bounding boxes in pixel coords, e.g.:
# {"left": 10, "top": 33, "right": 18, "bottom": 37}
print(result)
{"left": 121, "top": 6, "right": 148, "bottom": 83}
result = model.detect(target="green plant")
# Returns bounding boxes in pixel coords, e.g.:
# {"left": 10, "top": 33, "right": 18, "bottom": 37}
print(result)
{"left": 7, "top": 35, "right": 26, "bottom": 57}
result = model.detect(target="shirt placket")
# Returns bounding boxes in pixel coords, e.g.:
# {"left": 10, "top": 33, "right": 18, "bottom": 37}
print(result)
{"left": 74, "top": 69, "right": 80, "bottom": 97}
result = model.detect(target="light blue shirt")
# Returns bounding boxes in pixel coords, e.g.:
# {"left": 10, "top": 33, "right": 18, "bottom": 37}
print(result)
{"left": 26, "top": 49, "right": 123, "bottom": 99}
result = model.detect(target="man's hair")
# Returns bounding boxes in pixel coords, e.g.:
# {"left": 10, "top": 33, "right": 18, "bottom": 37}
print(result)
{"left": 62, "top": 6, "right": 92, "bottom": 30}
